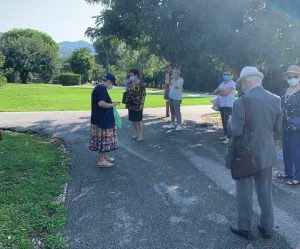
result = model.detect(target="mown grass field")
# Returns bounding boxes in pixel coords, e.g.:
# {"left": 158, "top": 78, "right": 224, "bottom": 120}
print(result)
{"left": 0, "top": 83, "right": 212, "bottom": 112}
{"left": 0, "top": 131, "right": 69, "bottom": 249}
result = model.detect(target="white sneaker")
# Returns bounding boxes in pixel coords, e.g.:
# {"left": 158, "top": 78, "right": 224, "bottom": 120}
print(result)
{"left": 166, "top": 124, "right": 176, "bottom": 129}
{"left": 175, "top": 125, "right": 183, "bottom": 131}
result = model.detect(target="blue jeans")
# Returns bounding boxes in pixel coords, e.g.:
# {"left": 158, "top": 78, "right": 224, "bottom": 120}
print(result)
{"left": 282, "top": 131, "right": 300, "bottom": 180}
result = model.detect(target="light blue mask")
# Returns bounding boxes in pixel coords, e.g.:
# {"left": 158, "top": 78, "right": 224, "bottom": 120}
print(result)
{"left": 129, "top": 76, "right": 135, "bottom": 81}
{"left": 223, "top": 75, "right": 232, "bottom": 81}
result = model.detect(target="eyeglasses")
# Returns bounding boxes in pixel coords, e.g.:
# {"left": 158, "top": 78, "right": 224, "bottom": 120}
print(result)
{"left": 102, "top": 78, "right": 108, "bottom": 82}
{"left": 287, "top": 76, "right": 298, "bottom": 79}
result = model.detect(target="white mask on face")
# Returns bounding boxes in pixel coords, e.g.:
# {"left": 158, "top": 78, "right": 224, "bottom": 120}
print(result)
{"left": 287, "top": 78, "right": 299, "bottom": 86}
{"left": 107, "top": 83, "right": 113, "bottom": 90}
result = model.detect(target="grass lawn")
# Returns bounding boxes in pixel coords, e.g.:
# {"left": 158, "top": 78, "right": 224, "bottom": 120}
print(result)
{"left": 0, "top": 131, "right": 69, "bottom": 249}
{"left": 0, "top": 83, "right": 212, "bottom": 112}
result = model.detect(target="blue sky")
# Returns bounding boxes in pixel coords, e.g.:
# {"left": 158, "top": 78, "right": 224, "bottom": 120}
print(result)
{"left": 0, "top": 0, "right": 103, "bottom": 42}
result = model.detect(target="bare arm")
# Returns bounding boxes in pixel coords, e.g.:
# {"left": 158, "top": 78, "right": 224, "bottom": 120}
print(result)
{"left": 174, "top": 78, "right": 184, "bottom": 90}
{"left": 98, "top": 101, "right": 118, "bottom": 108}
{"left": 219, "top": 87, "right": 234, "bottom": 96}
{"left": 214, "top": 87, "right": 222, "bottom": 94}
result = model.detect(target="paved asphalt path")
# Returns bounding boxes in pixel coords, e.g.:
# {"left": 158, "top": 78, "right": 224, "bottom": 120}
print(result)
{"left": 1, "top": 106, "right": 300, "bottom": 249}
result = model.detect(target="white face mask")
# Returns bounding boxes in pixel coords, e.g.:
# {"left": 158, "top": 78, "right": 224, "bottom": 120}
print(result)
{"left": 287, "top": 78, "right": 299, "bottom": 86}
{"left": 107, "top": 83, "right": 113, "bottom": 90}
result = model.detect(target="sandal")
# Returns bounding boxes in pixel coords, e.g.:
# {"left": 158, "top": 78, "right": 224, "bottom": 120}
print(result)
{"left": 286, "top": 180, "right": 300, "bottom": 185}
{"left": 136, "top": 137, "right": 145, "bottom": 142}
{"left": 98, "top": 161, "right": 114, "bottom": 168}
{"left": 106, "top": 157, "right": 115, "bottom": 163}
{"left": 221, "top": 138, "right": 230, "bottom": 144}
{"left": 275, "top": 171, "right": 290, "bottom": 179}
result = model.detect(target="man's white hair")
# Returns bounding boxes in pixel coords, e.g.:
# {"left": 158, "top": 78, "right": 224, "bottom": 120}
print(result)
{"left": 245, "top": 75, "right": 262, "bottom": 84}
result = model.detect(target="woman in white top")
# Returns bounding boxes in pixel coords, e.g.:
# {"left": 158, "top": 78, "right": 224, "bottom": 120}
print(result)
{"left": 214, "top": 67, "right": 236, "bottom": 144}
{"left": 166, "top": 68, "right": 184, "bottom": 131}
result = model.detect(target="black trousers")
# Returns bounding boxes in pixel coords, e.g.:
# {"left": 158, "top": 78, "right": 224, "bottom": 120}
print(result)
{"left": 219, "top": 107, "right": 232, "bottom": 137}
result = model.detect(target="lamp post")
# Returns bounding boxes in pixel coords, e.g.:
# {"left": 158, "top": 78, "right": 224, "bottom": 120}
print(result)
{"left": 164, "top": 61, "right": 171, "bottom": 117}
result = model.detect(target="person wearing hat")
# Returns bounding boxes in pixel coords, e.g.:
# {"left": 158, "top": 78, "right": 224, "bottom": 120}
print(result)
{"left": 277, "top": 65, "right": 300, "bottom": 185}
{"left": 89, "top": 72, "right": 120, "bottom": 167}
{"left": 213, "top": 67, "right": 236, "bottom": 144}
{"left": 227, "top": 66, "right": 282, "bottom": 240}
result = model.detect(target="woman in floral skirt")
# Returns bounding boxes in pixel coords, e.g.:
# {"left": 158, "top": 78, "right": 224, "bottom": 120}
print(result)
{"left": 89, "top": 73, "right": 120, "bottom": 167}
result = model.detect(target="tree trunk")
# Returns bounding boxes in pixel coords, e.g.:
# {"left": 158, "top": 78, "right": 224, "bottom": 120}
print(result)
{"left": 20, "top": 71, "right": 29, "bottom": 83}
{"left": 0, "top": 130, "right": 3, "bottom": 141}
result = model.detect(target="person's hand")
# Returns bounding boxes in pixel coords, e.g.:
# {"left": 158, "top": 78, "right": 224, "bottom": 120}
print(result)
{"left": 113, "top": 102, "right": 120, "bottom": 107}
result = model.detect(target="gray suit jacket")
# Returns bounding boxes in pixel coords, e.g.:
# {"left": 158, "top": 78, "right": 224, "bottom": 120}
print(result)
{"left": 227, "top": 86, "right": 282, "bottom": 170}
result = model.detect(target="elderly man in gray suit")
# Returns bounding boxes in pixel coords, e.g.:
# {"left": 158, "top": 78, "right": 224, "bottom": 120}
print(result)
{"left": 227, "top": 66, "right": 282, "bottom": 240}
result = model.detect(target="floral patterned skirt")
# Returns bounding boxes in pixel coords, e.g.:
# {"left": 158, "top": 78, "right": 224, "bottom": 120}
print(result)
{"left": 89, "top": 125, "right": 118, "bottom": 153}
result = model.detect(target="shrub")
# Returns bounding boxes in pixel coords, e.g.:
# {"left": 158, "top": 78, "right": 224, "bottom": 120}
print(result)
{"left": 58, "top": 73, "right": 81, "bottom": 86}
{"left": 5, "top": 69, "right": 20, "bottom": 83}
{"left": 0, "top": 73, "right": 7, "bottom": 86}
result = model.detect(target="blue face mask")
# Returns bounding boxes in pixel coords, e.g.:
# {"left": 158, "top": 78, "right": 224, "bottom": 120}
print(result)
{"left": 129, "top": 76, "right": 135, "bottom": 81}
{"left": 223, "top": 75, "right": 232, "bottom": 81}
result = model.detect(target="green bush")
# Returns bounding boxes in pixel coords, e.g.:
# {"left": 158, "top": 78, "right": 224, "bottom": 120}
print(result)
{"left": 58, "top": 73, "right": 81, "bottom": 86}
{"left": 0, "top": 73, "right": 7, "bottom": 86}
{"left": 5, "top": 69, "right": 20, "bottom": 83}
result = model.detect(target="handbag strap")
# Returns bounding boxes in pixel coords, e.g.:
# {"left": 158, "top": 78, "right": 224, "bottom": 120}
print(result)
{"left": 242, "top": 96, "right": 253, "bottom": 146}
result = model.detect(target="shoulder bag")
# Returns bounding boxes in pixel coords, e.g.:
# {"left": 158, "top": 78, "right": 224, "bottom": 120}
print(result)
{"left": 230, "top": 97, "right": 259, "bottom": 180}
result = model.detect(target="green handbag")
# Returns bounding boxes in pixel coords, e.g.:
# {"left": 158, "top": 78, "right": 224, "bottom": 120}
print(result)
{"left": 113, "top": 107, "right": 122, "bottom": 129}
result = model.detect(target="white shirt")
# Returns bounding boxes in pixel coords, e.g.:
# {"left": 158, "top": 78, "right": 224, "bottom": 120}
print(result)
{"left": 217, "top": 80, "right": 236, "bottom": 107}
{"left": 169, "top": 77, "right": 184, "bottom": 100}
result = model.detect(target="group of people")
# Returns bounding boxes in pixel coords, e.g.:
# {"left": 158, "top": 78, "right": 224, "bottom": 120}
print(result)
{"left": 88, "top": 63, "right": 300, "bottom": 241}
{"left": 88, "top": 69, "right": 146, "bottom": 167}
{"left": 218, "top": 65, "right": 300, "bottom": 241}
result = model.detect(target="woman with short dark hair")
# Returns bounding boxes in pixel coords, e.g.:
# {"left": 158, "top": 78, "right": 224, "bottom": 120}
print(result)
{"left": 213, "top": 67, "right": 236, "bottom": 144}
{"left": 126, "top": 69, "right": 146, "bottom": 141}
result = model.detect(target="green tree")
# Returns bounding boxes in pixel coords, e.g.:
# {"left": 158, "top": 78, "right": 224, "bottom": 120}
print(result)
{"left": 68, "top": 48, "right": 96, "bottom": 83}
{"left": 86, "top": 0, "right": 300, "bottom": 93}
{"left": 90, "top": 37, "right": 120, "bottom": 69}
{"left": 92, "top": 64, "right": 106, "bottom": 82}
{"left": 0, "top": 29, "right": 60, "bottom": 83}
{"left": 0, "top": 53, "right": 7, "bottom": 86}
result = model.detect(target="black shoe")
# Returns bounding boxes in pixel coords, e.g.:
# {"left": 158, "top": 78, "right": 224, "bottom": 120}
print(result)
{"left": 230, "top": 225, "right": 254, "bottom": 241}
{"left": 258, "top": 225, "right": 272, "bottom": 239}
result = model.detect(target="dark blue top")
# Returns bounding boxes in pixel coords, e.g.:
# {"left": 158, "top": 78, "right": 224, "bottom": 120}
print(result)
{"left": 91, "top": 84, "right": 115, "bottom": 129}
{"left": 281, "top": 88, "right": 300, "bottom": 132}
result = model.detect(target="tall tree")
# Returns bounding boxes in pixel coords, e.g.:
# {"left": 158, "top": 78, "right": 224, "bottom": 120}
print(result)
{"left": 0, "top": 29, "right": 60, "bottom": 83}
{"left": 86, "top": 0, "right": 300, "bottom": 92}
{"left": 68, "top": 48, "right": 96, "bottom": 83}
{"left": 91, "top": 37, "right": 120, "bottom": 69}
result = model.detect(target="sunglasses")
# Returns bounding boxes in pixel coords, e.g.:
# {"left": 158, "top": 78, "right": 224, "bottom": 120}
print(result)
{"left": 287, "top": 75, "right": 298, "bottom": 79}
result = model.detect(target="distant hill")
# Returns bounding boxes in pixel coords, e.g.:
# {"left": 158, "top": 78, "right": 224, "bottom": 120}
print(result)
{"left": 59, "top": 40, "right": 96, "bottom": 58}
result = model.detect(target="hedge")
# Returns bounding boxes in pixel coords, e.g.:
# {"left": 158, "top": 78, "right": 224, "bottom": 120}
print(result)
{"left": 59, "top": 73, "right": 81, "bottom": 86}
